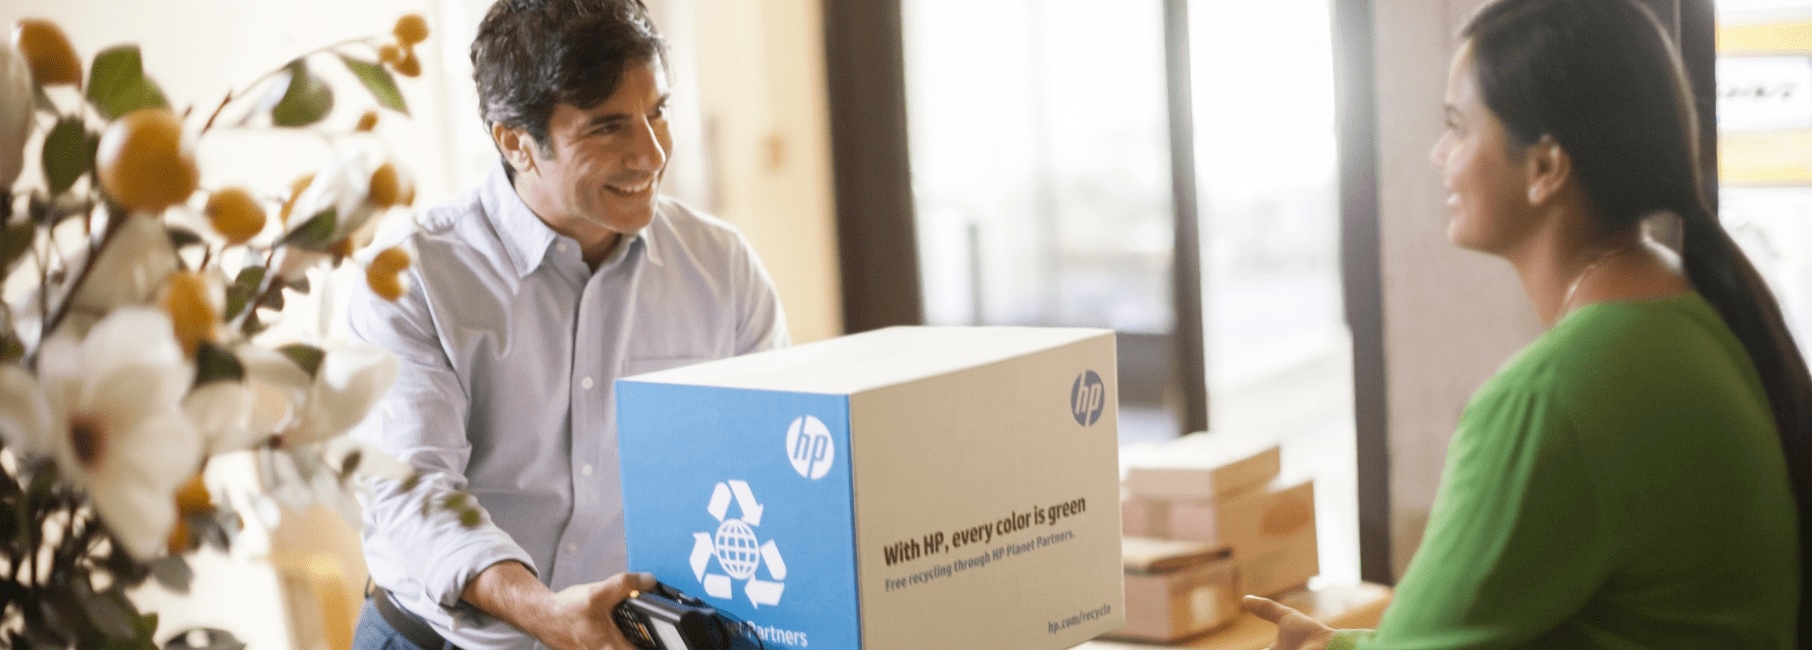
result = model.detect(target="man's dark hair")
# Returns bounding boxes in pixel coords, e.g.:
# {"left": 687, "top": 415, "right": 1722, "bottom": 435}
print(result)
{"left": 471, "top": 0, "right": 666, "bottom": 169}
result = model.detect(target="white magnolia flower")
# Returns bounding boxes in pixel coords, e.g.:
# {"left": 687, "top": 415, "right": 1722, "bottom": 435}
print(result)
{"left": 183, "top": 380, "right": 257, "bottom": 454}
{"left": 237, "top": 343, "right": 395, "bottom": 447}
{"left": 321, "top": 436, "right": 412, "bottom": 481}
{"left": 284, "top": 148, "right": 380, "bottom": 249}
{"left": 0, "top": 44, "right": 33, "bottom": 188}
{"left": 283, "top": 345, "right": 396, "bottom": 446}
{"left": 63, "top": 215, "right": 179, "bottom": 336}
{"left": 0, "top": 309, "right": 202, "bottom": 559}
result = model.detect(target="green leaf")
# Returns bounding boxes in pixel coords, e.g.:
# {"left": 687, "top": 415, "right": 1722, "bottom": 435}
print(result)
{"left": 149, "top": 557, "right": 193, "bottom": 594}
{"left": 223, "top": 285, "right": 250, "bottom": 320}
{"left": 242, "top": 311, "right": 267, "bottom": 335}
{"left": 166, "top": 226, "right": 204, "bottom": 249}
{"left": 26, "top": 464, "right": 55, "bottom": 503}
{"left": 235, "top": 265, "right": 266, "bottom": 292}
{"left": 42, "top": 118, "right": 91, "bottom": 195}
{"left": 225, "top": 266, "right": 265, "bottom": 320}
{"left": 0, "top": 220, "right": 36, "bottom": 279}
{"left": 86, "top": 46, "right": 170, "bottom": 121}
{"left": 278, "top": 343, "right": 325, "bottom": 378}
{"left": 278, "top": 207, "right": 337, "bottom": 249}
{"left": 80, "top": 587, "right": 138, "bottom": 639}
{"left": 270, "top": 60, "right": 334, "bottom": 128}
{"left": 193, "top": 342, "right": 245, "bottom": 385}
{"left": 32, "top": 85, "right": 54, "bottom": 114}
{"left": 338, "top": 55, "right": 408, "bottom": 115}
{"left": 0, "top": 335, "right": 24, "bottom": 364}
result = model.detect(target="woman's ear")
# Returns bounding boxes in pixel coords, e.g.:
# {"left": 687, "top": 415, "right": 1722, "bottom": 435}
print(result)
{"left": 1524, "top": 135, "right": 1571, "bottom": 205}
{"left": 492, "top": 123, "right": 539, "bottom": 176}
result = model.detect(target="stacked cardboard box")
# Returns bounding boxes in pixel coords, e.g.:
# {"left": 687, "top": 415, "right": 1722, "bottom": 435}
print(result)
{"left": 1105, "top": 537, "right": 1241, "bottom": 643}
{"left": 1122, "top": 432, "right": 1319, "bottom": 600}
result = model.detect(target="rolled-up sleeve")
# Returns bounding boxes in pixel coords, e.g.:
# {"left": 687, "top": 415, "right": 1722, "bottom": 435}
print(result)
{"left": 346, "top": 265, "right": 536, "bottom": 614}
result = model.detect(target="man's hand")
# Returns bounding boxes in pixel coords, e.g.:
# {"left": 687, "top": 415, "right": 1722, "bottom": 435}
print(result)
{"left": 462, "top": 561, "right": 656, "bottom": 650}
{"left": 1243, "top": 595, "right": 1336, "bottom": 650}
{"left": 542, "top": 572, "right": 659, "bottom": 650}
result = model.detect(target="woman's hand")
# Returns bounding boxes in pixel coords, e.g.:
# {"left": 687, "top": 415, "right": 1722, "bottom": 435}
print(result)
{"left": 1243, "top": 595, "right": 1336, "bottom": 650}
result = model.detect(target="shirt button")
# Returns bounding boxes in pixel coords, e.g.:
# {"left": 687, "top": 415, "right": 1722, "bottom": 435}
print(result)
{"left": 567, "top": 543, "right": 578, "bottom": 553}
{"left": 582, "top": 464, "right": 594, "bottom": 477}
{"left": 581, "top": 376, "right": 594, "bottom": 390}
{"left": 555, "top": 242, "right": 568, "bottom": 254}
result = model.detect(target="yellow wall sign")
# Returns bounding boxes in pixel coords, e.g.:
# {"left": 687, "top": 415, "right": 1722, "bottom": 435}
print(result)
{"left": 1722, "top": 130, "right": 1812, "bottom": 185}
{"left": 1720, "top": 21, "right": 1812, "bottom": 54}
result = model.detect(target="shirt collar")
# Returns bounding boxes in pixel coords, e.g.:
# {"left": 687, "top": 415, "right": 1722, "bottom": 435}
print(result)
{"left": 478, "top": 161, "right": 559, "bottom": 279}
{"left": 478, "top": 161, "right": 667, "bottom": 276}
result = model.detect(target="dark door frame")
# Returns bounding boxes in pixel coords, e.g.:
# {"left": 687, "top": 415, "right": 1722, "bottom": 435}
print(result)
{"left": 1164, "top": 0, "right": 1210, "bottom": 435}
{"left": 822, "top": 0, "right": 925, "bottom": 333}
{"left": 1332, "top": 0, "right": 1393, "bottom": 586}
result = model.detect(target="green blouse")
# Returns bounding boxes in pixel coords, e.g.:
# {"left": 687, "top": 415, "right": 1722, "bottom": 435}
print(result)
{"left": 1334, "top": 293, "right": 1800, "bottom": 649}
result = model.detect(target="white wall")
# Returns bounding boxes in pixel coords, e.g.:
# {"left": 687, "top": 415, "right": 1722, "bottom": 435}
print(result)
{"left": 1372, "top": 0, "right": 1546, "bottom": 576}
{"left": 681, "top": 0, "right": 844, "bottom": 343}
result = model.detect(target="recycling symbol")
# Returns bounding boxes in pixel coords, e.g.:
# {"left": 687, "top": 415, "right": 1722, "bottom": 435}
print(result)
{"left": 691, "top": 479, "right": 786, "bottom": 607}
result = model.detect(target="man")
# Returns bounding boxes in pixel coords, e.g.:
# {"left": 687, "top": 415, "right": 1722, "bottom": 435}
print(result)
{"left": 347, "top": 1, "right": 788, "bottom": 648}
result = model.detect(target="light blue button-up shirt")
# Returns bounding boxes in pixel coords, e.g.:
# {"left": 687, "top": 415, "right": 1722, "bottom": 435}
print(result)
{"left": 347, "top": 163, "right": 788, "bottom": 648}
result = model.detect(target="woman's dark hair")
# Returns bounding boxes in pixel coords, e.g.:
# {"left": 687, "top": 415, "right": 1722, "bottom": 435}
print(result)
{"left": 1465, "top": 0, "right": 1812, "bottom": 639}
{"left": 471, "top": 0, "right": 666, "bottom": 172}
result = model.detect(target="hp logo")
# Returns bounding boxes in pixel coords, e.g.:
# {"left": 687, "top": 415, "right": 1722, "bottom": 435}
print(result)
{"left": 786, "top": 415, "right": 835, "bottom": 480}
{"left": 1071, "top": 370, "right": 1105, "bottom": 426}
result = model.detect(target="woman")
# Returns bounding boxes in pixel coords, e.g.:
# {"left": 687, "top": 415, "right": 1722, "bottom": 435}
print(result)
{"left": 1248, "top": 0, "right": 1810, "bottom": 647}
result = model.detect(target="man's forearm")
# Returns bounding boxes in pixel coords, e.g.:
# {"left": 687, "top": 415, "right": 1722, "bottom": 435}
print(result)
{"left": 462, "top": 560, "right": 563, "bottom": 643}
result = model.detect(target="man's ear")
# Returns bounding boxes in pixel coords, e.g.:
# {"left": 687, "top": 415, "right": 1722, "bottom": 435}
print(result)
{"left": 1523, "top": 135, "right": 1571, "bottom": 206}
{"left": 492, "top": 123, "right": 540, "bottom": 176}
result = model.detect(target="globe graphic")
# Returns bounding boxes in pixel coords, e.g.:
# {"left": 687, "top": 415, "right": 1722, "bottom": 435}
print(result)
{"left": 713, "top": 519, "right": 762, "bottom": 580}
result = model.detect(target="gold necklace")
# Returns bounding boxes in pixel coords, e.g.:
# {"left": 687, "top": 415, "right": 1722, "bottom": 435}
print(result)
{"left": 1559, "top": 243, "right": 1644, "bottom": 316}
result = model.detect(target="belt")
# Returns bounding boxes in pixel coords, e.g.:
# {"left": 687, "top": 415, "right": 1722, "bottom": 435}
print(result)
{"left": 372, "top": 586, "right": 459, "bottom": 650}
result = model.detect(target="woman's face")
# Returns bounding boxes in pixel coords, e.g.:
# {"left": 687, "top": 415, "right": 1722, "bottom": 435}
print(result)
{"left": 1431, "top": 43, "right": 1537, "bottom": 254}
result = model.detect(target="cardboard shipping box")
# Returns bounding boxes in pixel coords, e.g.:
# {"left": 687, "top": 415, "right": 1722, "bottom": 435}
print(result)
{"left": 616, "top": 327, "right": 1127, "bottom": 650}
{"left": 1167, "top": 479, "right": 1318, "bottom": 598}
{"left": 1121, "top": 494, "right": 1169, "bottom": 538}
{"left": 1124, "top": 434, "right": 1281, "bottom": 501}
{"left": 1108, "top": 538, "right": 1240, "bottom": 643}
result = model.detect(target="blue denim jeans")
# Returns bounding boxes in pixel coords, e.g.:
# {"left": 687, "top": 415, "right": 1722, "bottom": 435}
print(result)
{"left": 353, "top": 597, "right": 451, "bottom": 650}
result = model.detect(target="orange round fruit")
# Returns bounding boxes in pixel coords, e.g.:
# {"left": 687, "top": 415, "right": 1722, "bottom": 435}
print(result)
{"left": 366, "top": 272, "right": 404, "bottom": 302}
{"left": 367, "top": 163, "right": 400, "bottom": 208}
{"left": 378, "top": 43, "right": 405, "bottom": 65}
{"left": 175, "top": 472, "right": 212, "bottom": 514}
{"left": 95, "top": 108, "right": 199, "bottom": 213}
{"left": 366, "top": 246, "right": 410, "bottom": 301}
{"left": 12, "top": 19, "right": 80, "bottom": 86}
{"left": 279, "top": 172, "right": 315, "bottom": 224}
{"left": 166, "top": 518, "right": 191, "bottom": 555}
{"left": 392, "top": 49, "right": 421, "bottom": 78}
{"left": 393, "top": 14, "right": 430, "bottom": 46}
{"left": 160, "top": 271, "right": 219, "bottom": 358}
{"left": 205, "top": 187, "right": 267, "bottom": 245}
{"left": 370, "top": 246, "right": 411, "bottom": 274}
